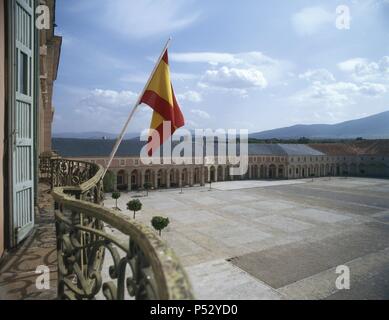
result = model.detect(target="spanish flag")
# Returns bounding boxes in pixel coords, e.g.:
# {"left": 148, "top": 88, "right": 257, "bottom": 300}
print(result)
{"left": 140, "top": 50, "right": 185, "bottom": 155}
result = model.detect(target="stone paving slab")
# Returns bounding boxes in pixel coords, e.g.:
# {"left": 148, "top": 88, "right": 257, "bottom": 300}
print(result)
{"left": 286, "top": 208, "right": 350, "bottom": 224}
{"left": 105, "top": 177, "right": 389, "bottom": 300}
{"left": 187, "top": 259, "right": 281, "bottom": 300}
{"left": 231, "top": 222, "right": 389, "bottom": 290}
{"left": 212, "top": 179, "right": 308, "bottom": 191}
{"left": 278, "top": 248, "right": 389, "bottom": 300}
{"left": 253, "top": 215, "right": 315, "bottom": 233}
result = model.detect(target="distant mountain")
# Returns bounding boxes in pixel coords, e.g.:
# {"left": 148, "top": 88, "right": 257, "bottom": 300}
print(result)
{"left": 52, "top": 131, "right": 139, "bottom": 140}
{"left": 250, "top": 111, "right": 389, "bottom": 139}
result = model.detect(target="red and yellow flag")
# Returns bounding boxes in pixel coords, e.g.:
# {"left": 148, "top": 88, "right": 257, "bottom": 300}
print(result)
{"left": 140, "top": 50, "right": 185, "bottom": 155}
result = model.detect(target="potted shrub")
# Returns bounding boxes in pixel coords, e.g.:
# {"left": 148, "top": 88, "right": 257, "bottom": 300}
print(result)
{"left": 112, "top": 191, "right": 121, "bottom": 210}
{"left": 127, "top": 199, "right": 142, "bottom": 219}
{"left": 151, "top": 216, "right": 170, "bottom": 236}
{"left": 143, "top": 182, "right": 152, "bottom": 197}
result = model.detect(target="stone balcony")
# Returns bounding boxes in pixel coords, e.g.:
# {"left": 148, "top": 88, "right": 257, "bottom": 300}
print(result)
{"left": 0, "top": 156, "right": 193, "bottom": 300}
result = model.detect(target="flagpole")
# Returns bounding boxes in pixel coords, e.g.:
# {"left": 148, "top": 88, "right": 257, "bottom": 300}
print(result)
{"left": 101, "top": 37, "right": 172, "bottom": 180}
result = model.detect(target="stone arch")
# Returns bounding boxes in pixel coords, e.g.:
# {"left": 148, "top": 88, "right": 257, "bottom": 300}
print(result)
{"left": 325, "top": 163, "right": 331, "bottom": 177}
{"left": 289, "top": 166, "right": 294, "bottom": 179}
{"left": 182, "top": 168, "right": 189, "bottom": 186}
{"left": 217, "top": 165, "right": 224, "bottom": 181}
{"left": 260, "top": 165, "right": 266, "bottom": 179}
{"left": 269, "top": 164, "right": 277, "bottom": 179}
{"left": 331, "top": 164, "right": 336, "bottom": 176}
{"left": 168, "top": 169, "right": 176, "bottom": 188}
{"left": 116, "top": 169, "right": 128, "bottom": 191}
{"left": 210, "top": 166, "right": 216, "bottom": 182}
{"left": 204, "top": 167, "right": 209, "bottom": 183}
{"left": 278, "top": 164, "right": 285, "bottom": 179}
{"left": 359, "top": 163, "right": 367, "bottom": 176}
{"left": 349, "top": 163, "right": 358, "bottom": 176}
{"left": 157, "top": 169, "right": 166, "bottom": 188}
{"left": 296, "top": 165, "right": 301, "bottom": 178}
{"left": 194, "top": 167, "right": 201, "bottom": 184}
{"left": 314, "top": 164, "right": 319, "bottom": 177}
{"left": 302, "top": 165, "right": 308, "bottom": 178}
{"left": 320, "top": 164, "right": 325, "bottom": 177}
{"left": 253, "top": 165, "right": 258, "bottom": 179}
{"left": 225, "top": 166, "right": 230, "bottom": 180}
{"left": 341, "top": 163, "right": 348, "bottom": 176}
{"left": 144, "top": 169, "right": 152, "bottom": 185}
{"left": 130, "top": 169, "right": 139, "bottom": 190}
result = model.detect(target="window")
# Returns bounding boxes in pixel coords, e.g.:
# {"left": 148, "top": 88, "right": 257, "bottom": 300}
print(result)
{"left": 19, "top": 51, "right": 29, "bottom": 95}
{"left": 120, "top": 159, "right": 125, "bottom": 166}
{"left": 117, "top": 176, "right": 124, "bottom": 185}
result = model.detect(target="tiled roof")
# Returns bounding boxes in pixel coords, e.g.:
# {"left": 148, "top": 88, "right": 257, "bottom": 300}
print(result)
{"left": 53, "top": 138, "right": 328, "bottom": 158}
{"left": 310, "top": 141, "right": 389, "bottom": 156}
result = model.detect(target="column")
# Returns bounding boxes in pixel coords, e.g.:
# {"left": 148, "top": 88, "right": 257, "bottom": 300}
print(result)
{"left": 200, "top": 167, "right": 205, "bottom": 186}
{"left": 113, "top": 173, "right": 118, "bottom": 191}
{"left": 127, "top": 172, "right": 132, "bottom": 191}
{"left": 248, "top": 166, "right": 252, "bottom": 179}
{"left": 178, "top": 170, "right": 183, "bottom": 188}
{"left": 140, "top": 170, "right": 145, "bottom": 189}
{"left": 166, "top": 170, "right": 171, "bottom": 188}
{"left": 189, "top": 169, "right": 194, "bottom": 187}
{"left": 154, "top": 170, "right": 158, "bottom": 189}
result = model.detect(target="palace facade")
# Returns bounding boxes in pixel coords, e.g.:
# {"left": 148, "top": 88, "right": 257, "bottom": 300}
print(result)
{"left": 52, "top": 139, "right": 389, "bottom": 192}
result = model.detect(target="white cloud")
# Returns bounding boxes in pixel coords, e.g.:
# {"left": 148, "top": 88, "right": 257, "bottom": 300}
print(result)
{"left": 171, "top": 73, "right": 199, "bottom": 81}
{"left": 292, "top": 6, "right": 334, "bottom": 36}
{"left": 200, "top": 66, "right": 268, "bottom": 91}
{"left": 185, "top": 120, "right": 200, "bottom": 129}
{"left": 338, "top": 56, "right": 389, "bottom": 83}
{"left": 101, "top": 0, "right": 200, "bottom": 39}
{"left": 67, "top": 88, "right": 154, "bottom": 133}
{"left": 170, "top": 51, "right": 289, "bottom": 95}
{"left": 299, "top": 69, "right": 336, "bottom": 83}
{"left": 81, "top": 89, "right": 138, "bottom": 109}
{"left": 337, "top": 58, "right": 368, "bottom": 72}
{"left": 177, "top": 91, "right": 203, "bottom": 103}
{"left": 170, "top": 52, "right": 238, "bottom": 65}
{"left": 190, "top": 109, "right": 210, "bottom": 119}
{"left": 171, "top": 51, "right": 291, "bottom": 85}
{"left": 291, "top": 81, "right": 387, "bottom": 107}
{"left": 357, "top": 82, "right": 387, "bottom": 96}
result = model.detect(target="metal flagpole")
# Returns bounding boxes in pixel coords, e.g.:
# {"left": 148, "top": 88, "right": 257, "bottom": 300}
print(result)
{"left": 101, "top": 37, "right": 172, "bottom": 180}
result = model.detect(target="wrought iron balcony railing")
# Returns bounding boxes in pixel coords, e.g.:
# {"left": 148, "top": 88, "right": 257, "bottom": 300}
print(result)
{"left": 46, "top": 157, "right": 193, "bottom": 300}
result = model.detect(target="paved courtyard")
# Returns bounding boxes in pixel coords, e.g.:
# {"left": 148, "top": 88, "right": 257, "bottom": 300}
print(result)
{"left": 105, "top": 177, "right": 389, "bottom": 300}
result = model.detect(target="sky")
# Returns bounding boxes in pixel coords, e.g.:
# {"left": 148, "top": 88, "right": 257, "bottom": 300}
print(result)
{"left": 53, "top": 0, "right": 389, "bottom": 135}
